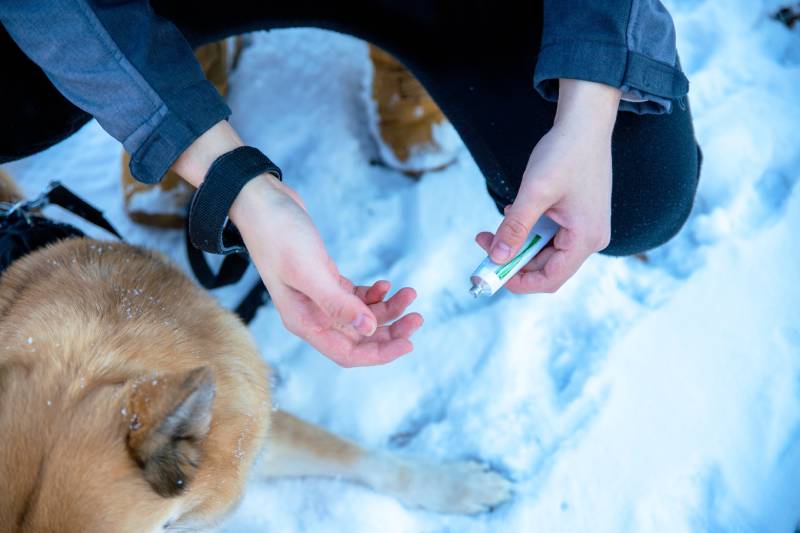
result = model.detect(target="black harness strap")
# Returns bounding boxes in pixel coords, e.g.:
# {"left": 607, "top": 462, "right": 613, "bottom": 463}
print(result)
{"left": 46, "top": 183, "right": 122, "bottom": 239}
{"left": 1, "top": 181, "right": 268, "bottom": 324}
{"left": 233, "top": 278, "right": 271, "bottom": 324}
{"left": 0, "top": 181, "right": 120, "bottom": 273}
{"left": 187, "top": 146, "right": 281, "bottom": 255}
{"left": 185, "top": 232, "right": 250, "bottom": 289}
{"left": 185, "top": 235, "right": 270, "bottom": 323}
{"left": 185, "top": 146, "right": 282, "bottom": 324}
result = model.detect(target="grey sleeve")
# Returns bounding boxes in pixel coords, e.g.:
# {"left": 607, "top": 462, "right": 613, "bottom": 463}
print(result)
{"left": 0, "top": 0, "right": 231, "bottom": 183}
{"left": 534, "top": 0, "right": 689, "bottom": 114}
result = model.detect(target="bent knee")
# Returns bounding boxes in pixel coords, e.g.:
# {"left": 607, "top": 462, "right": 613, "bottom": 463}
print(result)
{"left": 602, "top": 144, "right": 702, "bottom": 257}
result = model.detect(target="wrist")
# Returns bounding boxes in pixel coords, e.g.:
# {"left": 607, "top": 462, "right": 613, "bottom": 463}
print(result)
{"left": 171, "top": 120, "right": 244, "bottom": 187}
{"left": 176, "top": 121, "right": 285, "bottom": 247}
{"left": 229, "top": 172, "right": 284, "bottom": 229}
{"left": 553, "top": 79, "right": 621, "bottom": 140}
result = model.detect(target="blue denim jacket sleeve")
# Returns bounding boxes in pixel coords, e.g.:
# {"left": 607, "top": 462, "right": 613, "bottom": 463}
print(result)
{"left": 535, "top": 0, "right": 689, "bottom": 114}
{"left": 0, "top": 0, "right": 230, "bottom": 184}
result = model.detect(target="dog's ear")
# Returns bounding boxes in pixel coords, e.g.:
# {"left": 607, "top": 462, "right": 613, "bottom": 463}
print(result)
{"left": 124, "top": 366, "right": 215, "bottom": 497}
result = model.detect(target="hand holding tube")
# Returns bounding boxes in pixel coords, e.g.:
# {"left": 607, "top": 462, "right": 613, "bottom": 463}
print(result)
{"left": 475, "top": 79, "right": 620, "bottom": 295}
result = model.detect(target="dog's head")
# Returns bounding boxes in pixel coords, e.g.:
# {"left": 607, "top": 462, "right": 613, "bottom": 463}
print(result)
{"left": 0, "top": 362, "right": 222, "bottom": 532}
{"left": 0, "top": 235, "right": 270, "bottom": 532}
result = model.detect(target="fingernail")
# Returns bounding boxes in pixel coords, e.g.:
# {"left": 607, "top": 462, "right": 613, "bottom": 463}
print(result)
{"left": 492, "top": 242, "right": 511, "bottom": 263}
{"left": 352, "top": 313, "right": 374, "bottom": 335}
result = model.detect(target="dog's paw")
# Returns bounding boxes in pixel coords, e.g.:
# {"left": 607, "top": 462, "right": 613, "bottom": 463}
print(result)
{"left": 389, "top": 459, "right": 513, "bottom": 514}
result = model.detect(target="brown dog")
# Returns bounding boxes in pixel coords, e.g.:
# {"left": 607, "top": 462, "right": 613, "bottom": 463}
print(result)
{"left": 0, "top": 170, "right": 510, "bottom": 532}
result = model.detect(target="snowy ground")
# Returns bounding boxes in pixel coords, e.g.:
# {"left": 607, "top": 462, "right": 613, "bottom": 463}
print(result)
{"left": 5, "top": 1, "right": 800, "bottom": 531}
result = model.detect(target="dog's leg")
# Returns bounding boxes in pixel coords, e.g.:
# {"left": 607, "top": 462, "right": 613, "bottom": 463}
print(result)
{"left": 257, "top": 411, "right": 512, "bottom": 514}
{"left": 0, "top": 170, "right": 23, "bottom": 203}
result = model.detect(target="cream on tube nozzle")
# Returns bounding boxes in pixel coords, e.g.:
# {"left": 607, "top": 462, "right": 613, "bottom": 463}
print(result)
{"left": 469, "top": 216, "right": 560, "bottom": 297}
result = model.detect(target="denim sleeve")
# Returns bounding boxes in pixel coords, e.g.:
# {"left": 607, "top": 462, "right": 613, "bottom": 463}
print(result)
{"left": 0, "top": 0, "right": 231, "bottom": 184}
{"left": 535, "top": 0, "right": 689, "bottom": 114}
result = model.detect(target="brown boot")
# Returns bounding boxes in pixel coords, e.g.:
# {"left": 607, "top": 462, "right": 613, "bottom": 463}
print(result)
{"left": 121, "top": 155, "right": 194, "bottom": 229}
{"left": 121, "top": 39, "right": 240, "bottom": 228}
{"left": 366, "top": 45, "right": 460, "bottom": 176}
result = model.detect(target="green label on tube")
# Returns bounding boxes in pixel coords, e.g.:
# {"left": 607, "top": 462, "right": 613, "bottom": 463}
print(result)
{"left": 496, "top": 235, "right": 541, "bottom": 280}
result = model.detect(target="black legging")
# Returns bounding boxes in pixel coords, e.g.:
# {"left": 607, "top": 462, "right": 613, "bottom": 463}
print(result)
{"left": 0, "top": 0, "right": 701, "bottom": 256}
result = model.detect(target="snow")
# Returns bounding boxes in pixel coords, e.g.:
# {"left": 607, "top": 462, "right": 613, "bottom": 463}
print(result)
{"left": 4, "top": 1, "right": 800, "bottom": 531}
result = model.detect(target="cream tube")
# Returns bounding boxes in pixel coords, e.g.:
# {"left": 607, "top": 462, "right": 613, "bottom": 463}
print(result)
{"left": 469, "top": 216, "right": 560, "bottom": 297}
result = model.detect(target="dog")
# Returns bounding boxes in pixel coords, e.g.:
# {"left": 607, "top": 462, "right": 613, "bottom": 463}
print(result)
{"left": 0, "top": 169, "right": 511, "bottom": 532}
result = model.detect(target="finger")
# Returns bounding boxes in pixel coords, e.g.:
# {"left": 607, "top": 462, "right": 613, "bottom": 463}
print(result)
{"left": 389, "top": 312, "right": 424, "bottom": 338}
{"left": 505, "top": 245, "right": 587, "bottom": 294}
{"left": 305, "top": 325, "right": 414, "bottom": 367}
{"left": 553, "top": 225, "right": 578, "bottom": 251}
{"left": 304, "top": 271, "right": 377, "bottom": 336}
{"left": 354, "top": 280, "right": 390, "bottom": 305}
{"left": 351, "top": 282, "right": 411, "bottom": 325}
{"left": 348, "top": 338, "right": 414, "bottom": 366}
{"left": 475, "top": 231, "right": 494, "bottom": 253}
{"left": 279, "top": 289, "right": 420, "bottom": 367}
{"left": 347, "top": 279, "right": 391, "bottom": 306}
{"left": 490, "top": 182, "right": 555, "bottom": 264}
{"left": 504, "top": 268, "right": 549, "bottom": 294}
{"left": 368, "top": 312, "right": 424, "bottom": 342}
{"left": 506, "top": 225, "right": 586, "bottom": 294}
{"left": 369, "top": 287, "right": 417, "bottom": 325}
{"left": 301, "top": 311, "right": 420, "bottom": 367}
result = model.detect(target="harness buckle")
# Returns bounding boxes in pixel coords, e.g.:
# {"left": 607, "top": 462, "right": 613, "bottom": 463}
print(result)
{"left": 0, "top": 181, "right": 62, "bottom": 226}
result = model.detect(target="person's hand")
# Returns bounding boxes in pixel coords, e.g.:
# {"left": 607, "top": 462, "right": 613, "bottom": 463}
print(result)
{"left": 173, "top": 121, "right": 422, "bottom": 367}
{"left": 231, "top": 175, "right": 424, "bottom": 367}
{"left": 475, "top": 79, "right": 621, "bottom": 294}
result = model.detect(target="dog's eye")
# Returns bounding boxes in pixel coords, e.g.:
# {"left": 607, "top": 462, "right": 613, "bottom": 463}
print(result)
{"left": 162, "top": 520, "right": 172, "bottom": 530}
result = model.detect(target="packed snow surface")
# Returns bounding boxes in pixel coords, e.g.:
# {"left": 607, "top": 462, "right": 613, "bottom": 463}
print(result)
{"left": 5, "top": 1, "right": 800, "bottom": 531}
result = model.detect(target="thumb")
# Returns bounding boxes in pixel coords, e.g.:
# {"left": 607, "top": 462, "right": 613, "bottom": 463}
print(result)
{"left": 490, "top": 189, "right": 552, "bottom": 264}
{"left": 305, "top": 273, "right": 377, "bottom": 336}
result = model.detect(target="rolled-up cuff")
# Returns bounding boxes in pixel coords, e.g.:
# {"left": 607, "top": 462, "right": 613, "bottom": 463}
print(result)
{"left": 127, "top": 80, "right": 231, "bottom": 184}
{"left": 533, "top": 40, "right": 689, "bottom": 115}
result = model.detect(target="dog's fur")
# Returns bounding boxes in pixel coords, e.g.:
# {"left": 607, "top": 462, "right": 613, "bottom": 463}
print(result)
{"left": 0, "top": 170, "right": 510, "bottom": 532}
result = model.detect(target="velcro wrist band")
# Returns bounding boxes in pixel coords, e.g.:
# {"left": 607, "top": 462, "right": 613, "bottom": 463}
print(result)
{"left": 187, "top": 146, "right": 282, "bottom": 255}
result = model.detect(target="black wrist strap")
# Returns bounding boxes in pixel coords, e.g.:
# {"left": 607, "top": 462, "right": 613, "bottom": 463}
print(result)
{"left": 187, "top": 146, "right": 282, "bottom": 255}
